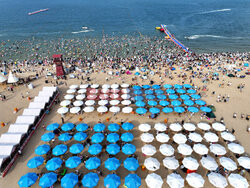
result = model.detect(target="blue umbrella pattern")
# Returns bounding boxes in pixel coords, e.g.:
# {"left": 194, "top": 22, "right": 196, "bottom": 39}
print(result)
{"left": 108, "top": 123, "right": 120, "bottom": 132}
{"left": 74, "top": 132, "right": 87, "bottom": 141}
{"left": 18, "top": 173, "right": 38, "bottom": 188}
{"left": 85, "top": 157, "right": 101, "bottom": 170}
{"left": 148, "top": 100, "right": 157, "bottom": 106}
{"left": 133, "top": 90, "right": 142, "bottom": 95}
{"left": 52, "top": 144, "right": 67, "bottom": 156}
{"left": 35, "top": 144, "right": 50, "bottom": 155}
{"left": 41, "top": 132, "right": 55, "bottom": 142}
{"left": 157, "top": 95, "right": 167, "bottom": 100}
{"left": 106, "top": 144, "right": 120, "bottom": 155}
{"left": 155, "top": 89, "right": 164, "bottom": 94}
{"left": 46, "top": 158, "right": 63, "bottom": 171}
{"left": 184, "top": 100, "right": 194, "bottom": 106}
{"left": 134, "top": 96, "right": 144, "bottom": 101}
{"left": 174, "top": 107, "right": 185, "bottom": 113}
{"left": 135, "top": 101, "right": 146, "bottom": 107}
{"left": 65, "top": 156, "right": 81, "bottom": 169}
{"left": 91, "top": 133, "right": 105, "bottom": 143}
{"left": 174, "top": 84, "right": 183, "bottom": 89}
{"left": 149, "top": 107, "right": 160, "bottom": 114}
{"left": 187, "top": 89, "right": 196, "bottom": 94}
{"left": 166, "top": 89, "right": 175, "bottom": 94}
{"left": 104, "top": 174, "right": 121, "bottom": 188}
{"left": 163, "top": 84, "right": 172, "bottom": 89}
{"left": 177, "top": 89, "right": 186, "bottom": 94}
{"left": 136, "top": 108, "right": 147, "bottom": 114}
{"left": 188, "top": 107, "right": 199, "bottom": 113}
{"left": 76, "top": 123, "right": 88, "bottom": 132}
{"left": 124, "top": 158, "right": 139, "bottom": 171}
{"left": 61, "top": 123, "right": 75, "bottom": 132}
{"left": 46, "top": 123, "right": 59, "bottom": 131}
{"left": 162, "top": 107, "right": 173, "bottom": 113}
{"left": 132, "top": 85, "right": 141, "bottom": 90}
{"left": 122, "top": 122, "right": 134, "bottom": 131}
{"left": 200, "top": 106, "right": 212, "bottom": 112}
{"left": 171, "top": 100, "right": 182, "bottom": 106}
{"left": 93, "top": 123, "right": 105, "bottom": 132}
{"left": 146, "top": 95, "right": 156, "bottom": 100}
{"left": 88, "top": 144, "right": 102, "bottom": 155}
{"left": 39, "top": 172, "right": 57, "bottom": 188}
{"left": 27, "top": 156, "right": 44, "bottom": 169}
{"left": 142, "top": 85, "right": 151, "bottom": 89}
{"left": 169, "top": 94, "right": 179, "bottom": 100}
{"left": 195, "top": 100, "right": 206, "bottom": 105}
{"left": 81, "top": 173, "right": 99, "bottom": 188}
{"left": 107, "top": 133, "right": 120, "bottom": 143}
{"left": 144, "top": 90, "right": 153, "bottom": 95}
{"left": 183, "top": 84, "right": 192, "bottom": 88}
{"left": 58, "top": 133, "right": 72, "bottom": 142}
{"left": 159, "top": 100, "right": 169, "bottom": 106}
{"left": 105, "top": 158, "right": 120, "bottom": 171}
{"left": 152, "top": 85, "right": 160, "bottom": 89}
{"left": 180, "top": 94, "right": 190, "bottom": 100}
{"left": 69, "top": 143, "right": 84, "bottom": 154}
{"left": 121, "top": 133, "right": 134, "bottom": 142}
{"left": 61, "top": 173, "right": 78, "bottom": 188}
{"left": 122, "top": 144, "right": 136, "bottom": 155}
{"left": 191, "top": 94, "right": 201, "bottom": 99}
{"left": 125, "top": 174, "right": 141, "bottom": 188}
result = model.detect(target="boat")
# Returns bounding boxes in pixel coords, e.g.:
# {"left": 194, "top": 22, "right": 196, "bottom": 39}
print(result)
{"left": 82, "top": 27, "right": 88, "bottom": 30}
{"left": 28, "top": 8, "right": 49, "bottom": 15}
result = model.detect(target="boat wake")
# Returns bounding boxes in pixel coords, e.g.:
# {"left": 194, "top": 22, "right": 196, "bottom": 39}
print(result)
{"left": 199, "top": 9, "right": 231, "bottom": 14}
{"left": 72, "top": 30, "right": 94, "bottom": 34}
{"left": 185, "top": 35, "right": 244, "bottom": 40}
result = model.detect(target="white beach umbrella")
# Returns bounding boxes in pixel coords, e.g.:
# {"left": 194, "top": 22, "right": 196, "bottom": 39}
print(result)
{"left": 85, "top": 100, "right": 95, "bottom": 106}
{"left": 182, "top": 157, "right": 199, "bottom": 170}
{"left": 144, "top": 157, "right": 160, "bottom": 171}
{"left": 197, "top": 122, "right": 211, "bottom": 131}
{"left": 80, "top": 84, "right": 89, "bottom": 89}
{"left": 200, "top": 155, "right": 218, "bottom": 171}
{"left": 141, "top": 133, "right": 154, "bottom": 143}
{"left": 111, "top": 84, "right": 119, "bottom": 89}
{"left": 121, "top": 94, "right": 131, "bottom": 99}
{"left": 186, "top": 173, "right": 204, "bottom": 188}
{"left": 78, "top": 89, "right": 87, "bottom": 94}
{"left": 163, "top": 157, "right": 179, "bottom": 170}
{"left": 110, "top": 100, "right": 120, "bottom": 105}
{"left": 99, "top": 94, "right": 109, "bottom": 100}
{"left": 69, "top": 85, "right": 78, "bottom": 89}
{"left": 228, "top": 143, "right": 245, "bottom": 154}
{"left": 183, "top": 123, "right": 196, "bottom": 131}
{"left": 238, "top": 156, "right": 250, "bottom": 169}
{"left": 70, "top": 107, "right": 81, "bottom": 114}
{"left": 64, "top": 94, "right": 74, "bottom": 100}
{"left": 83, "top": 106, "right": 94, "bottom": 113}
{"left": 121, "top": 88, "right": 130, "bottom": 93}
{"left": 73, "top": 100, "right": 83, "bottom": 107}
{"left": 154, "top": 123, "right": 167, "bottom": 132}
{"left": 89, "top": 89, "right": 99, "bottom": 94}
{"left": 91, "top": 84, "right": 99, "bottom": 88}
{"left": 220, "top": 132, "right": 235, "bottom": 142}
{"left": 159, "top": 144, "right": 174, "bottom": 156}
{"left": 193, "top": 144, "right": 208, "bottom": 155}
{"left": 122, "top": 107, "right": 133, "bottom": 113}
{"left": 145, "top": 173, "right": 163, "bottom": 188}
{"left": 110, "top": 94, "right": 119, "bottom": 99}
{"left": 66, "top": 89, "right": 76, "bottom": 94}
{"left": 204, "top": 132, "right": 219, "bottom": 142}
{"left": 166, "top": 173, "right": 184, "bottom": 188}
{"left": 169, "top": 123, "right": 182, "bottom": 132}
{"left": 228, "top": 173, "right": 249, "bottom": 188}
{"left": 76, "top": 94, "right": 85, "bottom": 100}
{"left": 121, "top": 100, "right": 131, "bottom": 105}
{"left": 7, "top": 71, "right": 19, "bottom": 83}
{"left": 177, "top": 144, "right": 193, "bottom": 155}
{"left": 156, "top": 133, "right": 169, "bottom": 143}
{"left": 60, "top": 100, "right": 71, "bottom": 106}
{"left": 188, "top": 132, "right": 202, "bottom": 143}
{"left": 173, "top": 133, "right": 187, "bottom": 144}
{"left": 121, "top": 83, "right": 129, "bottom": 88}
{"left": 109, "top": 106, "right": 120, "bottom": 113}
{"left": 98, "top": 100, "right": 108, "bottom": 105}
{"left": 0, "top": 74, "right": 7, "bottom": 83}
{"left": 142, "top": 144, "right": 156, "bottom": 156}
{"left": 102, "top": 84, "right": 110, "bottom": 89}
{"left": 210, "top": 144, "right": 226, "bottom": 156}
{"left": 208, "top": 172, "right": 228, "bottom": 188}
{"left": 57, "top": 107, "right": 68, "bottom": 114}
{"left": 219, "top": 157, "right": 237, "bottom": 171}
{"left": 97, "top": 106, "right": 108, "bottom": 113}
{"left": 101, "top": 89, "right": 110, "bottom": 94}
{"left": 111, "top": 89, "right": 120, "bottom": 93}
{"left": 212, "top": 122, "right": 226, "bottom": 132}
{"left": 139, "top": 124, "right": 151, "bottom": 132}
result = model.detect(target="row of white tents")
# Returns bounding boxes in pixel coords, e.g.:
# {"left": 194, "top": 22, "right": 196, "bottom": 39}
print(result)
{"left": 0, "top": 71, "right": 19, "bottom": 84}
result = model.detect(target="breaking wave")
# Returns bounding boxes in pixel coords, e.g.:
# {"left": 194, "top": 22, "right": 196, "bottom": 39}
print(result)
{"left": 72, "top": 30, "right": 94, "bottom": 34}
{"left": 185, "top": 35, "right": 244, "bottom": 40}
{"left": 199, "top": 9, "right": 231, "bottom": 14}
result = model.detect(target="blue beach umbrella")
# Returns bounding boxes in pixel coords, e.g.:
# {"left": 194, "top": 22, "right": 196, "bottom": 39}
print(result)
{"left": 122, "top": 144, "right": 136, "bottom": 155}
{"left": 134, "top": 72, "right": 140, "bottom": 76}
{"left": 162, "top": 107, "right": 173, "bottom": 113}
{"left": 74, "top": 132, "right": 87, "bottom": 141}
{"left": 174, "top": 107, "right": 185, "bottom": 113}
{"left": 69, "top": 143, "right": 84, "bottom": 154}
{"left": 188, "top": 107, "right": 199, "bottom": 113}
{"left": 46, "top": 123, "right": 59, "bottom": 131}
{"left": 91, "top": 133, "right": 105, "bottom": 143}
{"left": 159, "top": 100, "right": 169, "bottom": 106}
{"left": 146, "top": 95, "right": 156, "bottom": 100}
{"left": 187, "top": 89, "right": 196, "bottom": 94}
{"left": 152, "top": 85, "right": 160, "bottom": 89}
{"left": 136, "top": 108, "right": 147, "bottom": 114}
{"left": 145, "top": 90, "right": 153, "bottom": 95}
{"left": 174, "top": 84, "right": 183, "bottom": 89}
{"left": 39, "top": 172, "right": 57, "bottom": 188}
{"left": 166, "top": 89, "right": 175, "bottom": 94}
{"left": 61, "top": 173, "right": 78, "bottom": 188}
{"left": 46, "top": 158, "right": 63, "bottom": 171}
{"left": 200, "top": 106, "right": 212, "bottom": 112}
{"left": 66, "top": 156, "right": 81, "bottom": 169}
{"left": 58, "top": 133, "right": 72, "bottom": 142}
{"left": 105, "top": 158, "right": 120, "bottom": 171}
{"left": 184, "top": 100, "right": 194, "bottom": 106}
{"left": 52, "top": 144, "right": 67, "bottom": 156}
{"left": 81, "top": 173, "right": 99, "bottom": 188}
{"left": 108, "top": 123, "right": 120, "bottom": 132}
{"left": 61, "top": 123, "right": 75, "bottom": 132}
{"left": 93, "top": 123, "right": 105, "bottom": 132}
{"left": 121, "top": 133, "right": 134, "bottom": 142}
{"left": 106, "top": 144, "right": 120, "bottom": 155}
{"left": 169, "top": 94, "right": 178, "bottom": 100}
{"left": 135, "top": 100, "right": 146, "bottom": 107}
{"left": 41, "top": 132, "right": 55, "bottom": 142}
{"left": 107, "top": 133, "right": 120, "bottom": 143}
{"left": 35, "top": 144, "right": 50, "bottom": 155}
{"left": 18, "top": 173, "right": 38, "bottom": 188}
{"left": 125, "top": 174, "right": 141, "bottom": 188}
{"left": 177, "top": 89, "right": 186, "bottom": 94}
{"left": 157, "top": 95, "right": 167, "bottom": 100}
{"left": 27, "top": 156, "right": 44, "bottom": 169}
{"left": 183, "top": 84, "right": 192, "bottom": 88}
{"left": 104, "top": 174, "right": 121, "bottom": 188}
{"left": 180, "top": 94, "right": 190, "bottom": 100}
{"left": 142, "top": 85, "right": 150, "bottom": 89}
{"left": 171, "top": 100, "right": 182, "bottom": 106}
{"left": 155, "top": 89, "right": 164, "bottom": 94}
{"left": 85, "top": 157, "right": 101, "bottom": 170}
{"left": 124, "top": 158, "right": 139, "bottom": 171}
{"left": 133, "top": 85, "right": 141, "bottom": 90}
{"left": 195, "top": 100, "right": 206, "bottom": 105}
{"left": 191, "top": 94, "right": 201, "bottom": 100}
{"left": 88, "top": 144, "right": 102, "bottom": 155}
{"left": 148, "top": 100, "right": 157, "bottom": 106}
{"left": 134, "top": 90, "right": 142, "bottom": 95}
{"left": 76, "top": 123, "right": 88, "bottom": 132}
{"left": 122, "top": 122, "right": 134, "bottom": 131}
{"left": 149, "top": 107, "right": 160, "bottom": 114}
{"left": 134, "top": 96, "right": 144, "bottom": 101}
{"left": 163, "top": 84, "right": 172, "bottom": 89}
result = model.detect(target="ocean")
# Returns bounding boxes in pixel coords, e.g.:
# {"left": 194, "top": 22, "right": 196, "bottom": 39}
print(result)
{"left": 0, "top": 0, "right": 250, "bottom": 52}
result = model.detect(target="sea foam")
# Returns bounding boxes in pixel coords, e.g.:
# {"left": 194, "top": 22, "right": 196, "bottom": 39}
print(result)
{"left": 199, "top": 9, "right": 231, "bottom": 14}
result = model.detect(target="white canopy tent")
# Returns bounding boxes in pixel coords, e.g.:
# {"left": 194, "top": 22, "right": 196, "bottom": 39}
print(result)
{"left": 22, "top": 108, "right": 42, "bottom": 117}
{"left": 8, "top": 124, "right": 31, "bottom": 134}
{"left": 28, "top": 102, "right": 46, "bottom": 109}
{"left": 38, "top": 90, "right": 54, "bottom": 97}
{"left": 34, "top": 96, "right": 50, "bottom": 103}
{"left": 15, "top": 115, "right": 36, "bottom": 125}
{"left": 0, "top": 144, "right": 17, "bottom": 156}
{"left": 0, "top": 133, "right": 25, "bottom": 145}
{"left": 7, "top": 71, "right": 19, "bottom": 84}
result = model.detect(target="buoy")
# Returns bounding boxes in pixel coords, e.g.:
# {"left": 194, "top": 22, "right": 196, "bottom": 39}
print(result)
{"left": 155, "top": 27, "right": 161, "bottom": 30}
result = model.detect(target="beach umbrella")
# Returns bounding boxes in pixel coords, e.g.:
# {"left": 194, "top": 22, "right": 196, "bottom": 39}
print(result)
{"left": 212, "top": 122, "right": 226, "bottom": 132}
{"left": 74, "top": 132, "right": 87, "bottom": 141}
{"left": 142, "top": 144, "right": 156, "bottom": 156}
{"left": 136, "top": 108, "right": 147, "bottom": 114}
{"left": 121, "top": 133, "right": 134, "bottom": 142}
{"left": 228, "top": 143, "right": 245, "bottom": 154}
{"left": 169, "top": 123, "right": 182, "bottom": 132}
{"left": 91, "top": 84, "right": 99, "bottom": 89}
{"left": 80, "top": 84, "right": 89, "bottom": 89}
{"left": 142, "top": 85, "right": 151, "bottom": 89}
{"left": 195, "top": 100, "right": 206, "bottom": 105}
{"left": 145, "top": 173, "right": 163, "bottom": 188}
{"left": 107, "top": 133, "right": 120, "bottom": 143}
{"left": 166, "top": 89, "right": 175, "bottom": 94}
{"left": 204, "top": 132, "right": 219, "bottom": 142}
{"left": 191, "top": 94, "right": 201, "bottom": 100}
{"left": 121, "top": 100, "right": 131, "bottom": 105}
{"left": 104, "top": 174, "right": 121, "bottom": 188}
{"left": 228, "top": 174, "right": 249, "bottom": 188}
{"left": 99, "top": 94, "right": 109, "bottom": 100}
{"left": 0, "top": 74, "right": 7, "bottom": 83}
{"left": 61, "top": 123, "right": 75, "bottom": 131}
{"left": 35, "top": 144, "right": 50, "bottom": 155}
{"left": 177, "top": 89, "right": 186, "bottom": 94}
{"left": 184, "top": 100, "right": 194, "bottom": 106}
{"left": 73, "top": 100, "right": 83, "bottom": 107}
{"left": 193, "top": 144, "right": 208, "bottom": 155}
{"left": 149, "top": 107, "right": 160, "bottom": 114}
{"left": 200, "top": 106, "right": 212, "bottom": 112}
{"left": 69, "top": 143, "right": 84, "bottom": 154}
{"left": 18, "top": 173, "right": 38, "bottom": 188}
{"left": 174, "top": 84, "right": 182, "bottom": 89}
{"left": 70, "top": 85, "right": 78, "bottom": 89}
{"left": 108, "top": 123, "right": 120, "bottom": 132}
{"left": 197, "top": 122, "right": 211, "bottom": 131}
{"left": 52, "top": 144, "right": 67, "bottom": 156}
{"left": 238, "top": 156, "right": 250, "bottom": 169}
{"left": 76, "top": 123, "right": 88, "bottom": 132}
{"left": 46, "top": 157, "right": 63, "bottom": 171}
{"left": 107, "top": 144, "right": 120, "bottom": 155}
{"left": 159, "top": 144, "right": 174, "bottom": 156}
{"left": 98, "top": 100, "right": 109, "bottom": 106}
{"left": 88, "top": 144, "right": 102, "bottom": 155}
{"left": 85, "top": 100, "right": 95, "bottom": 106}
{"left": 188, "top": 106, "right": 199, "bottom": 113}
{"left": 156, "top": 133, "right": 169, "bottom": 143}
{"left": 109, "top": 106, "right": 120, "bottom": 113}
{"left": 122, "top": 107, "right": 133, "bottom": 113}
{"left": 146, "top": 95, "right": 156, "bottom": 100}
{"left": 135, "top": 100, "right": 146, "bottom": 107}
{"left": 122, "top": 122, "right": 134, "bottom": 131}
{"left": 155, "top": 89, "right": 164, "bottom": 94}
{"left": 133, "top": 85, "right": 141, "bottom": 90}
{"left": 93, "top": 123, "right": 105, "bottom": 132}
{"left": 78, "top": 89, "right": 87, "bottom": 94}
{"left": 184, "top": 84, "right": 192, "bottom": 88}
{"left": 134, "top": 90, "right": 142, "bottom": 95}
{"left": 83, "top": 106, "right": 95, "bottom": 112}
{"left": 81, "top": 173, "right": 99, "bottom": 188}
{"left": 219, "top": 157, "right": 237, "bottom": 171}
{"left": 169, "top": 94, "right": 178, "bottom": 100}
{"left": 154, "top": 123, "right": 167, "bottom": 131}
{"left": 174, "top": 107, "right": 185, "bottom": 113}
{"left": 125, "top": 174, "right": 141, "bottom": 188}
{"left": 145, "top": 89, "right": 154, "bottom": 95}
{"left": 166, "top": 173, "right": 184, "bottom": 188}
{"left": 105, "top": 157, "right": 120, "bottom": 171}
{"left": 102, "top": 84, "right": 110, "bottom": 89}
{"left": 110, "top": 100, "right": 120, "bottom": 105}
{"left": 134, "top": 96, "right": 144, "bottom": 100}
{"left": 57, "top": 107, "right": 69, "bottom": 114}
{"left": 183, "top": 123, "right": 196, "bottom": 131}
{"left": 27, "top": 156, "right": 44, "bottom": 169}
{"left": 163, "top": 157, "right": 179, "bottom": 170}
{"left": 177, "top": 144, "right": 193, "bottom": 155}
{"left": 182, "top": 157, "right": 199, "bottom": 170}
{"left": 139, "top": 123, "right": 151, "bottom": 132}
{"left": 162, "top": 107, "right": 173, "bottom": 113}
{"left": 90, "top": 89, "right": 98, "bottom": 95}
{"left": 46, "top": 123, "right": 60, "bottom": 131}
{"left": 66, "top": 156, "right": 81, "bottom": 169}
{"left": 87, "top": 94, "right": 98, "bottom": 100}
{"left": 164, "top": 84, "right": 172, "bottom": 89}
{"left": 59, "top": 133, "right": 72, "bottom": 142}
{"left": 186, "top": 173, "right": 204, "bottom": 188}
{"left": 76, "top": 94, "right": 85, "bottom": 100}
{"left": 173, "top": 133, "right": 187, "bottom": 144}
{"left": 187, "top": 89, "right": 196, "bottom": 94}
{"left": 70, "top": 107, "right": 81, "bottom": 114}
{"left": 41, "top": 132, "right": 55, "bottom": 142}
{"left": 85, "top": 157, "right": 101, "bottom": 170}
{"left": 121, "top": 83, "right": 130, "bottom": 88}
{"left": 210, "top": 144, "right": 226, "bottom": 155}
{"left": 200, "top": 155, "right": 218, "bottom": 170}
{"left": 144, "top": 157, "right": 160, "bottom": 171}
{"left": 148, "top": 100, "right": 158, "bottom": 106}
{"left": 141, "top": 133, "right": 154, "bottom": 143}
{"left": 39, "top": 172, "right": 57, "bottom": 188}
{"left": 159, "top": 100, "right": 169, "bottom": 106}
{"left": 124, "top": 158, "right": 139, "bottom": 171}
{"left": 67, "top": 89, "right": 76, "bottom": 94}
{"left": 121, "top": 88, "right": 130, "bottom": 93}
{"left": 91, "top": 133, "right": 105, "bottom": 143}
{"left": 61, "top": 173, "right": 78, "bottom": 188}
{"left": 121, "top": 94, "right": 130, "bottom": 100}
{"left": 122, "top": 143, "right": 136, "bottom": 155}
{"left": 64, "top": 94, "right": 74, "bottom": 100}
{"left": 152, "top": 85, "right": 160, "bottom": 89}
{"left": 180, "top": 94, "right": 190, "bottom": 100}
{"left": 111, "top": 89, "right": 120, "bottom": 93}
{"left": 220, "top": 131, "right": 235, "bottom": 142}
